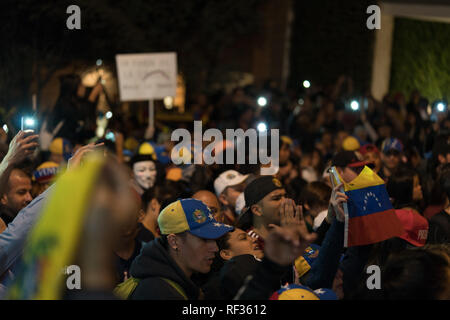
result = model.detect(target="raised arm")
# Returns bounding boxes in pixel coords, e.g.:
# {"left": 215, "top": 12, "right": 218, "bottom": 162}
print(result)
{"left": 0, "top": 131, "right": 39, "bottom": 195}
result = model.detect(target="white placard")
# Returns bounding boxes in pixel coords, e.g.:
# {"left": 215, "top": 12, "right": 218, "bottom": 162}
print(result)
{"left": 115, "top": 52, "right": 177, "bottom": 101}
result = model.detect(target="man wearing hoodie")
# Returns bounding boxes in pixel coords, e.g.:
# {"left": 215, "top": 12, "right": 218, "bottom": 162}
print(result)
{"left": 129, "top": 198, "right": 234, "bottom": 300}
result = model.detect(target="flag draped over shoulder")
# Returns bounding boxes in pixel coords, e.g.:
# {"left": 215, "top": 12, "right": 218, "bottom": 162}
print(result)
{"left": 7, "top": 154, "right": 104, "bottom": 300}
{"left": 343, "top": 166, "right": 404, "bottom": 247}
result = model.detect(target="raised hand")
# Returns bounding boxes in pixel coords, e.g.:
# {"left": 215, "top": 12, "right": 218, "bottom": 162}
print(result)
{"left": 3, "top": 130, "right": 39, "bottom": 165}
{"left": 267, "top": 198, "right": 317, "bottom": 266}
{"left": 329, "top": 183, "right": 347, "bottom": 222}
{"left": 264, "top": 222, "right": 317, "bottom": 266}
{"left": 67, "top": 142, "right": 104, "bottom": 170}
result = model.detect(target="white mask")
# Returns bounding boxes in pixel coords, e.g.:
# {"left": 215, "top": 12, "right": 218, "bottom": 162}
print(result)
{"left": 235, "top": 192, "right": 245, "bottom": 215}
{"left": 133, "top": 161, "right": 157, "bottom": 189}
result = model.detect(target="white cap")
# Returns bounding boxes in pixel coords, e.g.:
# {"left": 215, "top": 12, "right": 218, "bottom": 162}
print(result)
{"left": 214, "top": 170, "right": 248, "bottom": 196}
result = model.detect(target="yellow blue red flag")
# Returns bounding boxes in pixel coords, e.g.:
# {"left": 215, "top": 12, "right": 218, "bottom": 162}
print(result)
{"left": 342, "top": 166, "right": 403, "bottom": 247}
{"left": 7, "top": 154, "right": 104, "bottom": 299}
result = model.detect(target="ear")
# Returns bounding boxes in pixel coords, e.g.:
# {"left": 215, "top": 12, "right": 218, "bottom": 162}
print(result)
{"left": 150, "top": 198, "right": 159, "bottom": 212}
{"left": 167, "top": 234, "right": 178, "bottom": 250}
{"left": 219, "top": 193, "right": 229, "bottom": 206}
{"left": 138, "top": 209, "right": 146, "bottom": 223}
{"left": 251, "top": 204, "right": 262, "bottom": 217}
{"left": 220, "top": 249, "right": 232, "bottom": 261}
{"left": 0, "top": 194, "right": 7, "bottom": 206}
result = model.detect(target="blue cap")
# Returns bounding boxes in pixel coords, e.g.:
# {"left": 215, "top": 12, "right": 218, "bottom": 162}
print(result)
{"left": 270, "top": 284, "right": 337, "bottom": 300}
{"left": 381, "top": 138, "right": 403, "bottom": 153}
{"left": 158, "top": 198, "right": 234, "bottom": 239}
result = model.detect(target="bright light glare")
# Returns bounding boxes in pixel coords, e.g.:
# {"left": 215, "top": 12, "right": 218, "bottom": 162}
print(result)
{"left": 164, "top": 96, "right": 174, "bottom": 109}
{"left": 96, "top": 59, "right": 103, "bottom": 66}
{"left": 350, "top": 100, "right": 360, "bottom": 111}
{"left": 105, "top": 111, "right": 113, "bottom": 119}
{"left": 257, "top": 122, "right": 267, "bottom": 132}
{"left": 2, "top": 124, "right": 7, "bottom": 133}
{"left": 257, "top": 97, "right": 267, "bottom": 107}
{"left": 303, "top": 80, "right": 311, "bottom": 88}
{"left": 437, "top": 102, "right": 446, "bottom": 112}
{"left": 25, "top": 118, "right": 35, "bottom": 126}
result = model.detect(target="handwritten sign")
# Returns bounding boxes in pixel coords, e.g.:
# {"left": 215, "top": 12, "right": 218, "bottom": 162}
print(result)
{"left": 115, "top": 52, "right": 177, "bottom": 101}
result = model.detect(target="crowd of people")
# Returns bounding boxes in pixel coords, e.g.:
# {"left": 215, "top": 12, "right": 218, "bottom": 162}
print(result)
{"left": 0, "top": 73, "right": 449, "bottom": 300}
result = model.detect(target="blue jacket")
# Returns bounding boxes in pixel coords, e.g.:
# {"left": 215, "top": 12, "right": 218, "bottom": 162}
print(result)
{"left": 305, "top": 219, "right": 344, "bottom": 289}
{"left": 0, "top": 185, "right": 53, "bottom": 297}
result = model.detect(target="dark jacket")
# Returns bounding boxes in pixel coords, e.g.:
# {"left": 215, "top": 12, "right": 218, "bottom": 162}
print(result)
{"left": 233, "top": 256, "right": 291, "bottom": 300}
{"left": 129, "top": 238, "right": 200, "bottom": 300}
{"left": 219, "top": 254, "right": 260, "bottom": 300}
{"left": 305, "top": 219, "right": 344, "bottom": 289}
{"left": 428, "top": 210, "right": 450, "bottom": 244}
{"left": 0, "top": 205, "right": 17, "bottom": 226}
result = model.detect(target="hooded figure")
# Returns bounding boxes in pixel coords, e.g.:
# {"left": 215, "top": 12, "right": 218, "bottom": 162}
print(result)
{"left": 128, "top": 199, "right": 233, "bottom": 300}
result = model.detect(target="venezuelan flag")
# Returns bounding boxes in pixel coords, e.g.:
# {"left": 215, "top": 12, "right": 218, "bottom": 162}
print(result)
{"left": 342, "top": 166, "right": 403, "bottom": 247}
{"left": 7, "top": 154, "right": 104, "bottom": 299}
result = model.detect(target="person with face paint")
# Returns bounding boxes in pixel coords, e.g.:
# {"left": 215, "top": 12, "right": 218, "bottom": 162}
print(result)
{"left": 130, "top": 154, "right": 159, "bottom": 196}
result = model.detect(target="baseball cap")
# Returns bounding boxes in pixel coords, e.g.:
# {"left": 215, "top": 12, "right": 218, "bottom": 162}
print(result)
{"left": 394, "top": 209, "right": 428, "bottom": 247}
{"left": 270, "top": 284, "right": 337, "bottom": 300}
{"left": 237, "top": 176, "right": 284, "bottom": 230}
{"left": 49, "top": 137, "right": 72, "bottom": 161}
{"left": 280, "top": 135, "right": 293, "bottom": 146}
{"left": 158, "top": 198, "right": 234, "bottom": 239}
{"left": 331, "top": 150, "right": 367, "bottom": 169}
{"left": 381, "top": 138, "right": 403, "bottom": 154}
{"left": 244, "top": 176, "right": 284, "bottom": 208}
{"left": 33, "top": 161, "right": 59, "bottom": 183}
{"left": 342, "top": 136, "right": 361, "bottom": 151}
{"left": 138, "top": 142, "right": 157, "bottom": 160}
{"left": 214, "top": 170, "right": 248, "bottom": 196}
{"left": 359, "top": 144, "right": 380, "bottom": 155}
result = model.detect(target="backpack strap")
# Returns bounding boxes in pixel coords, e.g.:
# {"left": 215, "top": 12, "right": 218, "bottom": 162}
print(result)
{"left": 113, "top": 277, "right": 140, "bottom": 300}
{"left": 160, "top": 277, "right": 188, "bottom": 300}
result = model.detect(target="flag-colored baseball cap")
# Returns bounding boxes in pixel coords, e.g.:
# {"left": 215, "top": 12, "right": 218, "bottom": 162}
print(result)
{"left": 381, "top": 138, "right": 403, "bottom": 154}
{"left": 270, "top": 284, "right": 337, "bottom": 300}
{"left": 49, "top": 137, "right": 72, "bottom": 161}
{"left": 33, "top": 161, "right": 59, "bottom": 183}
{"left": 158, "top": 199, "right": 234, "bottom": 239}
